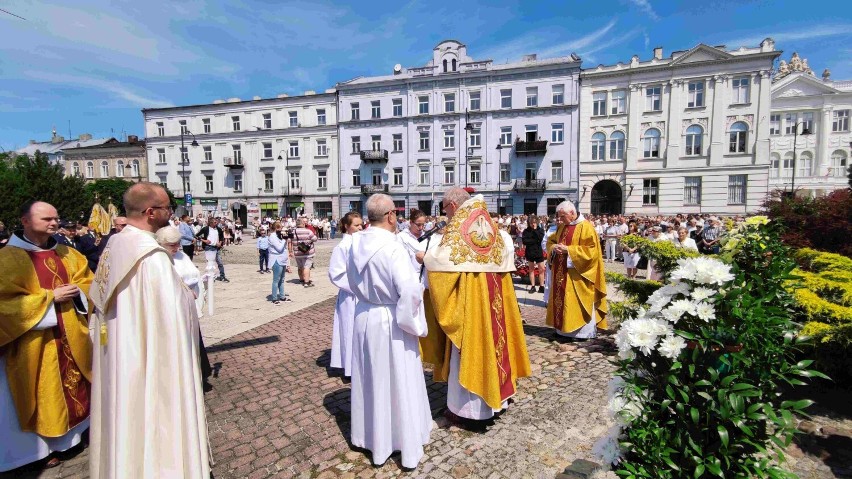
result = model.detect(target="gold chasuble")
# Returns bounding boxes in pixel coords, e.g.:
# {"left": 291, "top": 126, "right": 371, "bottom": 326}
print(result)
{"left": 545, "top": 217, "right": 608, "bottom": 334}
{"left": 422, "top": 195, "right": 531, "bottom": 411}
{"left": 0, "top": 238, "right": 93, "bottom": 437}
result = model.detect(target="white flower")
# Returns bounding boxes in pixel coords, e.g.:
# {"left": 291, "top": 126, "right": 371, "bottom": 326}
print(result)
{"left": 657, "top": 335, "right": 687, "bottom": 359}
{"left": 691, "top": 287, "right": 716, "bottom": 302}
{"left": 614, "top": 325, "right": 632, "bottom": 353}
{"left": 661, "top": 307, "right": 682, "bottom": 323}
{"left": 617, "top": 348, "right": 635, "bottom": 360}
{"left": 694, "top": 302, "right": 716, "bottom": 322}
{"left": 607, "top": 393, "right": 642, "bottom": 425}
{"left": 669, "top": 299, "right": 696, "bottom": 318}
{"left": 607, "top": 377, "right": 626, "bottom": 397}
{"left": 592, "top": 426, "right": 624, "bottom": 466}
{"left": 650, "top": 318, "right": 673, "bottom": 337}
{"left": 625, "top": 318, "right": 663, "bottom": 355}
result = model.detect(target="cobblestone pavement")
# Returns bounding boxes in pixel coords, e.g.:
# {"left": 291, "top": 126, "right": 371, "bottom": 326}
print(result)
{"left": 4, "top": 250, "right": 849, "bottom": 478}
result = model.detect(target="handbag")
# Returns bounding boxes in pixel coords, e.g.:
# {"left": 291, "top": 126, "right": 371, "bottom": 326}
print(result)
{"left": 295, "top": 230, "right": 311, "bottom": 254}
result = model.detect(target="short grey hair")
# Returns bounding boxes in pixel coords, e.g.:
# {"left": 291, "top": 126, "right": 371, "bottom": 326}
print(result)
{"left": 366, "top": 193, "right": 393, "bottom": 222}
{"left": 155, "top": 226, "right": 181, "bottom": 245}
{"left": 555, "top": 200, "right": 576, "bottom": 215}
{"left": 442, "top": 187, "right": 470, "bottom": 207}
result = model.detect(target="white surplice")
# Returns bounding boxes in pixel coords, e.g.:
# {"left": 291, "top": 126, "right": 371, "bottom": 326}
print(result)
{"left": 88, "top": 226, "right": 209, "bottom": 479}
{"left": 346, "top": 227, "right": 432, "bottom": 469}
{"left": 396, "top": 229, "right": 426, "bottom": 279}
{"left": 328, "top": 233, "right": 356, "bottom": 376}
{"left": 173, "top": 251, "right": 205, "bottom": 318}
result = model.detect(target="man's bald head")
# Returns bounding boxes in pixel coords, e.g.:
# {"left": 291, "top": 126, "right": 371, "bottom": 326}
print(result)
{"left": 20, "top": 201, "right": 60, "bottom": 244}
{"left": 124, "top": 182, "right": 168, "bottom": 218}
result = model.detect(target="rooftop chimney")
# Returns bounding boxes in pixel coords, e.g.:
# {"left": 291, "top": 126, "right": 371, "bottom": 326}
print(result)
{"left": 653, "top": 47, "right": 663, "bottom": 60}
{"left": 128, "top": 135, "right": 139, "bottom": 143}
{"left": 79, "top": 133, "right": 92, "bottom": 141}
{"left": 522, "top": 54, "right": 537, "bottom": 62}
{"left": 51, "top": 135, "right": 65, "bottom": 144}
{"left": 29, "top": 139, "right": 37, "bottom": 145}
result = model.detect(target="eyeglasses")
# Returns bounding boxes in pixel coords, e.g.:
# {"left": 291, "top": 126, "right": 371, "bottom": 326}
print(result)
{"left": 145, "top": 205, "right": 173, "bottom": 213}
{"left": 383, "top": 210, "right": 397, "bottom": 217}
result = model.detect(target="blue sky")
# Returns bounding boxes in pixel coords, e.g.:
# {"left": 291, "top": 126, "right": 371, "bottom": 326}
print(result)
{"left": 1, "top": 0, "right": 850, "bottom": 150}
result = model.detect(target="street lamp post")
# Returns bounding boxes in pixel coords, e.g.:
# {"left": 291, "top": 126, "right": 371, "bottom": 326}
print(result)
{"left": 789, "top": 122, "right": 812, "bottom": 197}
{"left": 463, "top": 109, "right": 473, "bottom": 188}
{"left": 277, "top": 150, "right": 290, "bottom": 215}
{"left": 496, "top": 143, "right": 503, "bottom": 215}
{"left": 179, "top": 129, "right": 199, "bottom": 206}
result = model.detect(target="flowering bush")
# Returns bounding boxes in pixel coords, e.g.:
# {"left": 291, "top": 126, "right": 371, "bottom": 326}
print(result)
{"left": 621, "top": 234, "right": 699, "bottom": 279}
{"left": 596, "top": 219, "right": 826, "bottom": 478}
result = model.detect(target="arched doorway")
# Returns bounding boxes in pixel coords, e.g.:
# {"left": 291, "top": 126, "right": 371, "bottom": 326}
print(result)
{"left": 590, "top": 180, "right": 623, "bottom": 215}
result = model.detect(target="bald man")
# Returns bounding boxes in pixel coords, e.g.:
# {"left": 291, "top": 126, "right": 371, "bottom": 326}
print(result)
{"left": 89, "top": 183, "right": 209, "bottom": 478}
{"left": 0, "top": 200, "right": 94, "bottom": 471}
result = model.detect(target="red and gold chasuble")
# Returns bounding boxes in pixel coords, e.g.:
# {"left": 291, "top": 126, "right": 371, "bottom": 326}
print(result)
{"left": 27, "top": 250, "right": 91, "bottom": 429}
{"left": 486, "top": 272, "right": 515, "bottom": 401}
{"left": 549, "top": 223, "right": 577, "bottom": 331}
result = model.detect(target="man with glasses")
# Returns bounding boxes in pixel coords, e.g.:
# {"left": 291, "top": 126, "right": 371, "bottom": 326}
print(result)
{"left": 422, "top": 187, "right": 531, "bottom": 425}
{"left": 89, "top": 182, "right": 210, "bottom": 478}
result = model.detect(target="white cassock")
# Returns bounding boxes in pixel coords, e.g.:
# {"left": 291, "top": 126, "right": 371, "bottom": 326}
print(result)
{"left": 173, "top": 251, "right": 205, "bottom": 318}
{"left": 397, "top": 228, "right": 426, "bottom": 280}
{"left": 328, "top": 233, "right": 356, "bottom": 376}
{"left": 346, "top": 227, "right": 432, "bottom": 468}
{"left": 88, "top": 225, "right": 210, "bottom": 479}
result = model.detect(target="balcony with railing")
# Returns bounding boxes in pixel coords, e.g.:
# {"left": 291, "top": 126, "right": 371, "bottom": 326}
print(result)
{"left": 513, "top": 178, "right": 547, "bottom": 192}
{"left": 360, "top": 149, "right": 389, "bottom": 163}
{"left": 361, "top": 184, "right": 389, "bottom": 195}
{"left": 223, "top": 156, "right": 244, "bottom": 169}
{"left": 514, "top": 140, "right": 548, "bottom": 155}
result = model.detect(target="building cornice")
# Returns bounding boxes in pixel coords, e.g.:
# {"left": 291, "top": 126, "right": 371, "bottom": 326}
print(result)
{"left": 338, "top": 103, "right": 578, "bottom": 127}
{"left": 580, "top": 52, "right": 780, "bottom": 80}
{"left": 142, "top": 93, "right": 337, "bottom": 118}
{"left": 143, "top": 125, "right": 338, "bottom": 145}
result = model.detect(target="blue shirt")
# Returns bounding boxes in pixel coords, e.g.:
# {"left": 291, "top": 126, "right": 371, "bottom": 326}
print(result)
{"left": 257, "top": 236, "right": 269, "bottom": 250}
{"left": 178, "top": 222, "right": 195, "bottom": 246}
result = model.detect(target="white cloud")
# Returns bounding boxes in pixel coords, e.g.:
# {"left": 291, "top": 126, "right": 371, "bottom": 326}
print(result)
{"left": 481, "top": 19, "right": 618, "bottom": 62}
{"left": 22, "top": 71, "right": 174, "bottom": 108}
{"left": 627, "top": 0, "right": 659, "bottom": 21}
{"left": 725, "top": 25, "right": 852, "bottom": 48}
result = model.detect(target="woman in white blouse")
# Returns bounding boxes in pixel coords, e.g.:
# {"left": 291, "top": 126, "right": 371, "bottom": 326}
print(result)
{"left": 673, "top": 226, "right": 699, "bottom": 252}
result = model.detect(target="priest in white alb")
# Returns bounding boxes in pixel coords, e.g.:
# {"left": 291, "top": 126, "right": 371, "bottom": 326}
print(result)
{"left": 88, "top": 183, "right": 210, "bottom": 478}
{"left": 346, "top": 193, "right": 432, "bottom": 469}
{"left": 327, "top": 211, "right": 363, "bottom": 377}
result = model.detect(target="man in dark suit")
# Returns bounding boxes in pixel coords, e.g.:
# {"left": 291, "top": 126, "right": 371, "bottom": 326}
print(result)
{"left": 52, "top": 221, "right": 76, "bottom": 247}
{"left": 74, "top": 224, "right": 101, "bottom": 272}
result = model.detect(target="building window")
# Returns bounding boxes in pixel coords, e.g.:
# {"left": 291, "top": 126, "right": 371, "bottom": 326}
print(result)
{"left": 286, "top": 111, "right": 296, "bottom": 127}
{"left": 833, "top": 110, "right": 850, "bottom": 132}
{"left": 232, "top": 116, "right": 241, "bottom": 131}
{"left": 782, "top": 153, "right": 794, "bottom": 178}
{"left": 202, "top": 118, "right": 211, "bottom": 133}
{"left": 469, "top": 163, "right": 481, "bottom": 184}
{"left": 443, "top": 165, "right": 455, "bottom": 184}
{"left": 732, "top": 77, "right": 750, "bottom": 104}
{"left": 469, "top": 128, "right": 481, "bottom": 147}
{"left": 372, "top": 168, "right": 382, "bottom": 185}
{"left": 317, "top": 109, "right": 326, "bottom": 125}
{"left": 100, "top": 161, "right": 109, "bottom": 177}
{"left": 687, "top": 81, "right": 704, "bottom": 108}
{"left": 392, "top": 98, "right": 402, "bottom": 117}
{"left": 179, "top": 120, "right": 188, "bottom": 135}
{"left": 831, "top": 150, "right": 848, "bottom": 177}
{"left": 642, "top": 128, "right": 661, "bottom": 158}
{"left": 592, "top": 92, "right": 606, "bottom": 116}
{"left": 500, "top": 89, "right": 512, "bottom": 109}
{"left": 418, "top": 96, "right": 429, "bottom": 115}
{"left": 157, "top": 148, "right": 166, "bottom": 164}
{"left": 500, "top": 163, "right": 510, "bottom": 183}
{"left": 264, "top": 173, "right": 274, "bottom": 191}
{"left": 770, "top": 114, "right": 781, "bottom": 135}
{"left": 371, "top": 135, "right": 381, "bottom": 151}
{"left": 392, "top": 134, "right": 403, "bottom": 152}
{"left": 418, "top": 165, "right": 429, "bottom": 185}
{"left": 802, "top": 112, "right": 814, "bottom": 133}
{"left": 684, "top": 177, "right": 702, "bottom": 205}
{"left": 443, "top": 128, "right": 455, "bottom": 149}
{"left": 552, "top": 84, "right": 564, "bottom": 105}
{"left": 131, "top": 160, "right": 139, "bottom": 177}
{"left": 182, "top": 176, "right": 191, "bottom": 194}
{"left": 206, "top": 175, "right": 214, "bottom": 193}
{"left": 263, "top": 142, "right": 273, "bottom": 159}
{"left": 234, "top": 174, "right": 242, "bottom": 192}
{"left": 645, "top": 86, "right": 662, "bottom": 111}
{"left": 371, "top": 100, "right": 381, "bottom": 119}
{"left": 609, "top": 131, "right": 625, "bottom": 160}
{"left": 180, "top": 147, "right": 189, "bottom": 163}
{"left": 349, "top": 102, "right": 361, "bottom": 121}
{"left": 289, "top": 141, "right": 299, "bottom": 158}
{"left": 157, "top": 175, "right": 167, "bottom": 187}
{"left": 728, "top": 175, "right": 746, "bottom": 205}
{"left": 770, "top": 153, "right": 781, "bottom": 178}
{"left": 317, "top": 139, "right": 328, "bottom": 157}
{"left": 72, "top": 162, "right": 80, "bottom": 176}
{"left": 317, "top": 170, "right": 327, "bottom": 189}
{"left": 798, "top": 152, "right": 813, "bottom": 178}
{"left": 551, "top": 161, "right": 563, "bottom": 182}
{"left": 551, "top": 123, "right": 564, "bottom": 144}
{"left": 642, "top": 179, "right": 659, "bottom": 205}
{"left": 611, "top": 90, "right": 626, "bottom": 114}
{"left": 156, "top": 122, "right": 164, "bottom": 136}
{"left": 232, "top": 144, "right": 242, "bottom": 164}
{"left": 444, "top": 93, "right": 455, "bottom": 113}
{"left": 526, "top": 87, "right": 538, "bottom": 107}
{"left": 500, "top": 126, "right": 512, "bottom": 146}
{"left": 469, "top": 91, "right": 481, "bottom": 111}
{"left": 785, "top": 113, "right": 798, "bottom": 135}
{"left": 263, "top": 113, "right": 272, "bottom": 129}
{"left": 419, "top": 130, "right": 430, "bottom": 151}
{"left": 290, "top": 171, "right": 301, "bottom": 189}
{"left": 392, "top": 168, "right": 403, "bottom": 186}
{"left": 591, "top": 132, "right": 606, "bottom": 160}
{"left": 729, "top": 122, "right": 748, "bottom": 153}
{"left": 685, "top": 125, "right": 703, "bottom": 156}
{"left": 351, "top": 136, "right": 361, "bottom": 154}
{"left": 203, "top": 146, "right": 212, "bottom": 162}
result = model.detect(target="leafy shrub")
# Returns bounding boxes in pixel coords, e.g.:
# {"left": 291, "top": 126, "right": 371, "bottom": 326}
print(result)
{"left": 621, "top": 235, "right": 700, "bottom": 279}
{"left": 763, "top": 189, "right": 852, "bottom": 258}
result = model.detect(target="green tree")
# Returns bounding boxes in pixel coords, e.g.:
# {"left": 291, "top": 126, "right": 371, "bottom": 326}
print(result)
{"left": 85, "top": 178, "right": 136, "bottom": 215}
{"left": 0, "top": 152, "right": 92, "bottom": 229}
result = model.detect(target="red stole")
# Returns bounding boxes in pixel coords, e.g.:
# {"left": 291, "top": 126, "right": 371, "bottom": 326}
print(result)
{"left": 550, "top": 224, "right": 577, "bottom": 331}
{"left": 27, "top": 250, "right": 91, "bottom": 429}
{"left": 485, "top": 272, "right": 514, "bottom": 401}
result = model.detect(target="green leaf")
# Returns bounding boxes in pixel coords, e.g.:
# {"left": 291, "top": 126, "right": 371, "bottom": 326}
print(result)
{"left": 780, "top": 399, "right": 814, "bottom": 411}
{"left": 717, "top": 425, "right": 729, "bottom": 448}
{"left": 731, "top": 383, "right": 754, "bottom": 391}
{"left": 690, "top": 407, "right": 699, "bottom": 425}
{"left": 694, "top": 464, "right": 705, "bottom": 478}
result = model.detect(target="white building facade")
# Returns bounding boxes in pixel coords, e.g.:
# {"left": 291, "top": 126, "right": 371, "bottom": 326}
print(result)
{"left": 579, "top": 40, "right": 779, "bottom": 215}
{"left": 142, "top": 92, "right": 339, "bottom": 223}
{"left": 336, "top": 40, "right": 580, "bottom": 217}
{"left": 768, "top": 53, "right": 851, "bottom": 197}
